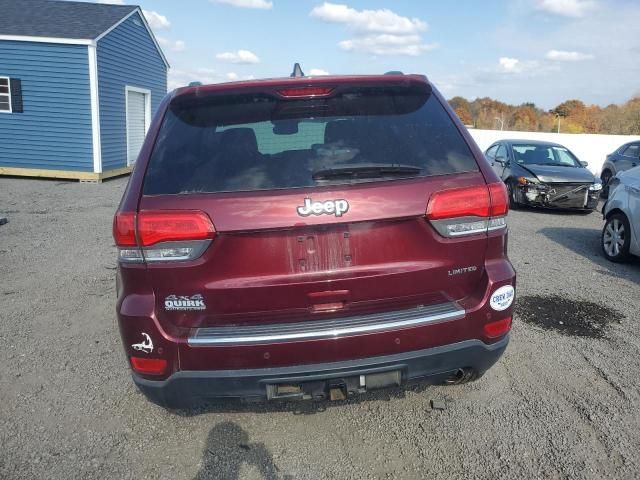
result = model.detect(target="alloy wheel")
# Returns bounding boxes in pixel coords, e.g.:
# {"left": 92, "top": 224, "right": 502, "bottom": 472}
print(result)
{"left": 603, "top": 218, "right": 625, "bottom": 257}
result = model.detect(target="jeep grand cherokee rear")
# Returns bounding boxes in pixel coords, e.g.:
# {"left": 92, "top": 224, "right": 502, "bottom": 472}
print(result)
{"left": 113, "top": 73, "right": 516, "bottom": 408}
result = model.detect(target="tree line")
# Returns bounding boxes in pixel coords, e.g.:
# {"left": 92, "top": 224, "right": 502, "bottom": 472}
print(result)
{"left": 448, "top": 96, "right": 640, "bottom": 135}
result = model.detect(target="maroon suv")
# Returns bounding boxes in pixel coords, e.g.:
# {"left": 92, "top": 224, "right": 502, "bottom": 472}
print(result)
{"left": 113, "top": 72, "right": 515, "bottom": 408}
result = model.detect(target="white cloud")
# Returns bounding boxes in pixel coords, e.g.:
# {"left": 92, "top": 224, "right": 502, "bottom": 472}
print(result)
{"left": 339, "top": 34, "right": 437, "bottom": 56}
{"left": 157, "top": 37, "right": 186, "bottom": 52}
{"left": 310, "top": 2, "right": 426, "bottom": 34}
{"left": 310, "top": 3, "right": 434, "bottom": 57}
{"left": 309, "top": 68, "right": 330, "bottom": 76}
{"left": 212, "top": 0, "right": 273, "bottom": 9}
{"left": 537, "top": 0, "right": 596, "bottom": 18}
{"left": 497, "top": 57, "right": 544, "bottom": 74}
{"left": 215, "top": 49, "right": 260, "bottom": 64}
{"left": 142, "top": 10, "right": 171, "bottom": 29}
{"left": 226, "top": 72, "right": 239, "bottom": 80}
{"left": 499, "top": 57, "right": 521, "bottom": 72}
{"left": 545, "top": 49, "right": 594, "bottom": 61}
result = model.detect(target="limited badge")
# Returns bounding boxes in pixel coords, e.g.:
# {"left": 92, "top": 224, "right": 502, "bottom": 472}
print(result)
{"left": 164, "top": 294, "right": 206, "bottom": 311}
{"left": 490, "top": 285, "right": 515, "bottom": 311}
{"left": 132, "top": 332, "right": 153, "bottom": 354}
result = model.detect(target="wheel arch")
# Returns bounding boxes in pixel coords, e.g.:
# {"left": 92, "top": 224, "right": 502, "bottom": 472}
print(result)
{"left": 600, "top": 166, "right": 614, "bottom": 179}
{"left": 605, "top": 207, "right": 627, "bottom": 220}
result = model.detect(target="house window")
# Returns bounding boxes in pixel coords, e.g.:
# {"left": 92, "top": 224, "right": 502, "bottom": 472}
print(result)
{"left": 0, "top": 77, "right": 11, "bottom": 112}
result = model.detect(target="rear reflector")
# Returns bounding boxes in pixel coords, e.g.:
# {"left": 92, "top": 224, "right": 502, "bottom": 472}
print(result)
{"left": 277, "top": 87, "right": 334, "bottom": 98}
{"left": 137, "top": 210, "right": 215, "bottom": 247}
{"left": 484, "top": 317, "right": 512, "bottom": 338}
{"left": 130, "top": 357, "right": 167, "bottom": 375}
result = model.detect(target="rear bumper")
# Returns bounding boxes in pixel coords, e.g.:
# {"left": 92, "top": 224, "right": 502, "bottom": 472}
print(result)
{"left": 133, "top": 336, "right": 508, "bottom": 408}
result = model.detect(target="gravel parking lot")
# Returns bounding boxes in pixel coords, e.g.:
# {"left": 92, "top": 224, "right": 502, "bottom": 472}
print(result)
{"left": 1, "top": 176, "right": 639, "bottom": 480}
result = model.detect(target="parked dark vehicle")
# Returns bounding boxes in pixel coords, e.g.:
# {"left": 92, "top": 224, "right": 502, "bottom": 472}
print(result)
{"left": 485, "top": 139, "right": 602, "bottom": 211}
{"left": 600, "top": 141, "right": 640, "bottom": 197}
{"left": 113, "top": 70, "right": 515, "bottom": 408}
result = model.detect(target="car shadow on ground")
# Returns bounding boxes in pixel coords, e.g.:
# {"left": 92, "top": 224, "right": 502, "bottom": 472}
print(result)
{"left": 169, "top": 381, "right": 433, "bottom": 417}
{"left": 193, "top": 421, "right": 293, "bottom": 480}
{"left": 538, "top": 226, "right": 640, "bottom": 283}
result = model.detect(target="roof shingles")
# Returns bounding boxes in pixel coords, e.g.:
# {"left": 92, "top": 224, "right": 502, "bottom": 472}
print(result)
{"left": 0, "top": 0, "right": 138, "bottom": 39}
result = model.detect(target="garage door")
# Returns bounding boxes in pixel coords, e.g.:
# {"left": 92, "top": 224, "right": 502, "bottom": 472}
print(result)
{"left": 126, "top": 90, "right": 148, "bottom": 165}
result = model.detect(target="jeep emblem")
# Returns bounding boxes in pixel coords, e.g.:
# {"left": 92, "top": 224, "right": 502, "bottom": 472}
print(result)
{"left": 297, "top": 198, "right": 349, "bottom": 217}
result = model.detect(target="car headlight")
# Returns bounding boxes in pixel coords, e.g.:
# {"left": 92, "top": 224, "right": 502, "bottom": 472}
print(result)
{"left": 517, "top": 176, "right": 540, "bottom": 186}
{"left": 589, "top": 183, "right": 603, "bottom": 191}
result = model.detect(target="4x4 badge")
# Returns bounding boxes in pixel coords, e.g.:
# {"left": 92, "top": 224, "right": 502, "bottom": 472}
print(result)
{"left": 132, "top": 332, "right": 153, "bottom": 354}
{"left": 297, "top": 198, "right": 349, "bottom": 217}
{"left": 164, "top": 294, "right": 206, "bottom": 311}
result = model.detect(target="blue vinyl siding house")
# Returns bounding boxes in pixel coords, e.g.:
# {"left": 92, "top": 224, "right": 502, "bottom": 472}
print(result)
{"left": 0, "top": 0, "right": 168, "bottom": 181}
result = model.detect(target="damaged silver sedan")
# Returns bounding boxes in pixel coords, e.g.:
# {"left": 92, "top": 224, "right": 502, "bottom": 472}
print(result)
{"left": 485, "top": 139, "right": 602, "bottom": 211}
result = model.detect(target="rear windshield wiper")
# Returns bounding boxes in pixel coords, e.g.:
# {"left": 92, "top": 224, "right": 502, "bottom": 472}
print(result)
{"left": 312, "top": 164, "right": 421, "bottom": 180}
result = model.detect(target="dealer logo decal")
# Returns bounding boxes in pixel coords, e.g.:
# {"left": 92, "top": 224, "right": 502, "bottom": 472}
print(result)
{"left": 164, "top": 294, "right": 206, "bottom": 311}
{"left": 132, "top": 332, "right": 153, "bottom": 354}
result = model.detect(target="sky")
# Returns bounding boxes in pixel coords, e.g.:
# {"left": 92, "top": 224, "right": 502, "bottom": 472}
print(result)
{"left": 91, "top": 0, "right": 640, "bottom": 109}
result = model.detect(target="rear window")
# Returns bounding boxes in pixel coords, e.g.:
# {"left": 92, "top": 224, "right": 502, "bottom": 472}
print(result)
{"left": 143, "top": 85, "right": 478, "bottom": 195}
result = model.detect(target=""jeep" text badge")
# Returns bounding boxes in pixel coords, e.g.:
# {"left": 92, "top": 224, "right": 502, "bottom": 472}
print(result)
{"left": 296, "top": 198, "right": 349, "bottom": 217}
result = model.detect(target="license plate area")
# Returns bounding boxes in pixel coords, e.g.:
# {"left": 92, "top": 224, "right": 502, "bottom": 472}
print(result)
{"left": 265, "top": 370, "right": 402, "bottom": 401}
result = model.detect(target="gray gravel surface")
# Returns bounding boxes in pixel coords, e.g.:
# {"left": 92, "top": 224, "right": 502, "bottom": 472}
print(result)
{"left": 1, "top": 177, "right": 639, "bottom": 480}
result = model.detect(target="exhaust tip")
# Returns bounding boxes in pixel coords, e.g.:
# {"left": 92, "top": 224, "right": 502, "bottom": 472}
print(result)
{"left": 443, "top": 368, "right": 476, "bottom": 385}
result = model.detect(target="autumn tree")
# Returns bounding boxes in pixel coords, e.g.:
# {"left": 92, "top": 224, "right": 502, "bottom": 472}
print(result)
{"left": 447, "top": 95, "right": 640, "bottom": 135}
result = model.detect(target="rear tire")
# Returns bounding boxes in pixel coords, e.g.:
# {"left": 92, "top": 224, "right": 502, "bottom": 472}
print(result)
{"left": 601, "top": 213, "right": 632, "bottom": 262}
{"left": 600, "top": 170, "right": 612, "bottom": 199}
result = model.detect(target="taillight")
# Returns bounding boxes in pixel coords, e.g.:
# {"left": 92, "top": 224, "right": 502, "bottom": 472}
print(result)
{"left": 137, "top": 210, "right": 215, "bottom": 246}
{"left": 488, "top": 182, "right": 509, "bottom": 216}
{"left": 112, "top": 210, "right": 215, "bottom": 263}
{"left": 426, "top": 185, "right": 490, "bottom": 220}
{"left": 426, "top": 182, "right": 508, "bottom": 237}
{"left": 130, "top": 357, "right": 167, "bottom": 375}
{"left": 113, "top": 212, "right": 137, "bottom": 247}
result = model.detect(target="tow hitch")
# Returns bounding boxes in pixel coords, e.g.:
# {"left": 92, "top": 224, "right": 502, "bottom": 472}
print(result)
{"left": 266, "top": 370, "right": 402, "bottom": 401}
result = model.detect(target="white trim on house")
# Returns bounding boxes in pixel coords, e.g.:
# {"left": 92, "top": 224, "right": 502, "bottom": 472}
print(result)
{"left": 95, "top": 8, "right": 170, "bottom": 69}
{"left": 0, "top": 35, "right": 94, "bottom": 45}
{"left": 94, "top": 9, "right": 138, "bottom": 42}
{"left": 0, "top": 8, "right": 169, "bottom": 70}
{"left": 125, "top": 86, "right": 152, "bottom": 166}
{"left": 131, "top": 8, "right": 170, "bottom": 69}
{"left": 88, "top": 45, "right": 103, "bottom": 173}
{"left": 0, "top": 76, "right": 12, "bottom": 113}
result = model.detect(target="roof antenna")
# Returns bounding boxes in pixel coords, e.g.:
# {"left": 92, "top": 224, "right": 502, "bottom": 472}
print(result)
{"left": 290, "top": 63, "right": 305, "bottom": 78}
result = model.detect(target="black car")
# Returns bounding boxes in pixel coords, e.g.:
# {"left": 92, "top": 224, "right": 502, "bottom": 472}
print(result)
{"left": 600, "top": 141, "right": 640, "bottom": 197}
{"left": 485, "top": 139, "right": 602, "bottom": 211}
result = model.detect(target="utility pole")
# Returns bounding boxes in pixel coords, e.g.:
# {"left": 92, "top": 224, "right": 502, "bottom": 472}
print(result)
{"left": 556, "top": 113, "right": 561, "bottom": 134}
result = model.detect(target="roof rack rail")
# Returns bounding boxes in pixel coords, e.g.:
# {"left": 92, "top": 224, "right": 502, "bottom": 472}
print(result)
{"left": 384, "top": 71, "right": 404, "bottom": 75}
{"left": 290, "top": 63, "right": 305, "bottom": 78}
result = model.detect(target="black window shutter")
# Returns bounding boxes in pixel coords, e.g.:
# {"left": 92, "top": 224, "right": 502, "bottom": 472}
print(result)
{"left": 10, "top": 78, "right": 23, "bottom": 113}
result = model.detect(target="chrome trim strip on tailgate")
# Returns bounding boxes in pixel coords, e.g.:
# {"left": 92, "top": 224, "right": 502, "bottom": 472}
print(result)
{"left": 188, "top": 302, "right": 465, "bottom": 346}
